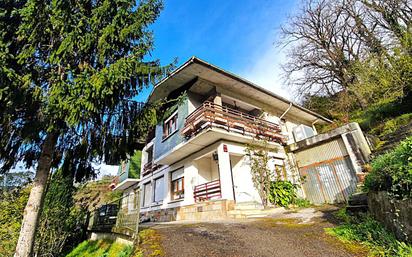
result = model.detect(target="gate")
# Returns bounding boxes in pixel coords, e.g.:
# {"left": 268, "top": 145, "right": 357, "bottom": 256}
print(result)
{"left": 294, "top": 139, "right": 358, "bottom": 204}
{"left": 299, "top": 156, "right": 357, "bottom": 204}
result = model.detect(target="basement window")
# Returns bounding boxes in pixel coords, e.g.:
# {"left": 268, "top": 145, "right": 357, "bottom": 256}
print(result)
{"left": 163, "top": 111, "right": 178, "bottom": 139}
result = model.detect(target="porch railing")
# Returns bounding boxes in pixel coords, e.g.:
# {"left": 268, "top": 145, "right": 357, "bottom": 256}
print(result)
{"left": 182, "top": 101, "right": 285, "bottom": 144}
{"left": 194, "top": 179, "right": 222, "bottom": 202}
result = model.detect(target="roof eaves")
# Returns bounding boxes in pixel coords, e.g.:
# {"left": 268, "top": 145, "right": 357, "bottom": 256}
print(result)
{"left": 148, "top": 56, "right": 333, "bottom": 124}
{"left": 190, "top": 57, "right": 333, "bottom": 124}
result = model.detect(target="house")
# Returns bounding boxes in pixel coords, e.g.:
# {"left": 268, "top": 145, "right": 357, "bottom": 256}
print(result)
{"left": 126, "top": 57, "right": 371, "bottom": 221}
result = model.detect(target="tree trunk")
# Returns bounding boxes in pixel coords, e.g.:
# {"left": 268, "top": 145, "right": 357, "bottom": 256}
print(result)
{"left": 14, "top": 133, "right": 57, "bottom": 257}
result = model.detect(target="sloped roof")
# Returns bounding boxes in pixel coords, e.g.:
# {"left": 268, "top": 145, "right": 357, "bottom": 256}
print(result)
{"left": 149, "top": 56, "right": 332, "bottom": 125}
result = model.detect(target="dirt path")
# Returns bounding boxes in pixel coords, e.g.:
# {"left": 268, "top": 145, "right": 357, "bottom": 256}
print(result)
{"left": 142, "top": 207, "right": 366, "bottom": 257}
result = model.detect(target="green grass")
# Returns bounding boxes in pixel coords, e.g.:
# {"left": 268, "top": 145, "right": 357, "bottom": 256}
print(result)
{"left": 370, "top": 113, "right": 412, "bottom": 138}
{"left": 325, "top": 209, "right": 412, "bottom": 257}
{"left": 65, "top": 239, "right": 133, "bottom": 257}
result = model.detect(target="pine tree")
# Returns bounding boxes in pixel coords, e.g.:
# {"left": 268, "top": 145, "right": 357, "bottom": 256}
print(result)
{"left": 0, "top": 0, "right": 168, "bottom": 256}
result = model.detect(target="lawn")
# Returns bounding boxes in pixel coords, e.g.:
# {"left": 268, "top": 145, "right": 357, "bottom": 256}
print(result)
{"left": 65, "top": 239, "right": 133, "bottom": 257}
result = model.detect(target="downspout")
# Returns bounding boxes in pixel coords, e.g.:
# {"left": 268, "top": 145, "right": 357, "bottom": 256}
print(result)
{"left": 280, "top": 103, "right": 293, "bottom": 120}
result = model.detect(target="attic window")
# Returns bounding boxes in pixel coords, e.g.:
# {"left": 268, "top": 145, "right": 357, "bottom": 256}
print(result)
{"left": 163, "top": 111, "right": 178, "bottom": 139}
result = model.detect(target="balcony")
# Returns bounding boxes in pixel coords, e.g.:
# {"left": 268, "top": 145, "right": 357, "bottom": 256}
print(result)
{"left": 194, "top": 179, "right": 222, "bottom": 202}
{"left": 182, "top": 102, "right": 285, "bottom": 144}
{"left": 142, "top": 161, "right": 161, "bottom": 177}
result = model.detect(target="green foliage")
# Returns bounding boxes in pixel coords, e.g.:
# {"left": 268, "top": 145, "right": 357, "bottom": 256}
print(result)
{"left": 268, "top": 181, "right": 298, "bottom": 207}
{"left": 65, "top": 239, "right": 132, "bottom": 257}
{"left": 370, "top": 113, "right": 412, "bottom": 138}
{"left": 34, "top": 169, "right": 86, "bottom": 257}
{"left": 294, "top": 198, "right": 311, "bottom": 208}
{"left": 0, "top": 0, "right": 169, "bottom": 177}
{"left": 74, "top": 177, "right": 119, "bottom": 211}
{"left": 0, "top": 186, "right": 30, "bottom": 256}
{"left": 364, "top": 136, "right": 412, "bottom": 199}
{"left": 326, "top": 210, "right": 412, "bottom": 257}
{"left": 129, "top": 151, "right": 142, "bottom": 179}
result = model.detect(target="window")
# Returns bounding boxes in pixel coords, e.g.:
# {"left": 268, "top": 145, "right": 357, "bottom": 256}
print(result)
{"left": 154, "top": 176, "right": 164, "bottom": 203}
{"left": 143, "top": 182, "right": 152, "bottom": 207}
{"left": 171, "top": 168, "right": 184, "bottom": 200}
{"left": 163, "top": 112, "right": 178, "bottom": 139}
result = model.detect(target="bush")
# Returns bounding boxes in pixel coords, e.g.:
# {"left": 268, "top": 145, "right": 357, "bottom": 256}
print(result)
{"left": 294, "top": 198, "right": 312, "bottom": 208}
{"left": 268, "top": 181, "right": 298, "bottom": 207}
{"left": 0, "top": 186, "right": 30, "bottom": 256}
{"left": 364, "top": 136, "right": 412, "bottom": 199}
{"left": 326, "top": 210, "right": 412, "bottom": 257}
{"left": 370, "top": 113, "right": 412, "bottom": 138}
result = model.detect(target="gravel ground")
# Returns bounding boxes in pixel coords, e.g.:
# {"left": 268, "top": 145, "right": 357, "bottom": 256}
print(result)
{"left": 142, "top": 207, "right": 366, "bottom": 257}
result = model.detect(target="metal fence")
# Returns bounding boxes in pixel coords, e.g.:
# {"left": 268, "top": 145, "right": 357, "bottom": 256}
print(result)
{"left": 88, "top": 189, "right": 141, "bottom": 237}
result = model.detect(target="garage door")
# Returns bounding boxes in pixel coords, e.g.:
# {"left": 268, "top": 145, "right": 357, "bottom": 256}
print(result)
{"left": 295, "top": 139, "right": 358, "bottom": 204}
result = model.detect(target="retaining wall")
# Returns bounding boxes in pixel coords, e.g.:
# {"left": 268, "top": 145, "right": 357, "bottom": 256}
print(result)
{"left": 368, "top": 191, "right": 412, "bottom": 243}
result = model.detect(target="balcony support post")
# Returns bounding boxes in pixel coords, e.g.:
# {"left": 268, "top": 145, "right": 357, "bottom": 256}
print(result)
{"left": 217, "top": 143, "right": 235, "bottom": 201}
{"left": 213, "top": 93, "right": 222, "bottom": 105}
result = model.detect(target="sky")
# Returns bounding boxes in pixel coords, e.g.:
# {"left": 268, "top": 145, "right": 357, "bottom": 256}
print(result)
{"left": 137, "top": 0, "right": 299, "bottom": 101}
{"left": 105, "top": 0, "right": 300, "bottom": 176}
{"left": 7, "top": 1, "right": 300, "bottom": 178}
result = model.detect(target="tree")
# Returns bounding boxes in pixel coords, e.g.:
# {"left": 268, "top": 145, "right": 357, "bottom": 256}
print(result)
{"left": 0, "top": 1, "right": 169, "bottom": 256}
{"left": 129, "top": 150, "right": 142, "bottom": 179}
{"left": 0, "top": 186, "right": 30, "bottom": 256}
{"left": 34, "top": 169, "right": 83, "bottom": 257}
{"left": 280, "top": 0, "right": 411, "bottom": 108}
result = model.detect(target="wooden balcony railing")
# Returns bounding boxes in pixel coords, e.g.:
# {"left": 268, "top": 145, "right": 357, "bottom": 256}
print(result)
{"left": 182, "top": 101, "right": 285, "bottom": 144}
{"left": 194, "top": 179, "right": 222, "bottom": 202}
{"left": 142, "top": 161, "right": 161, "bottom": 177}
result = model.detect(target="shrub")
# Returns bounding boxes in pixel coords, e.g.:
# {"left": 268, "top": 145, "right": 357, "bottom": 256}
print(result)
{"left": 364, "top": 136, "right": 412, "bottom": 199}
{"left": 326, "top": 210, "right": 412, "bottom": 257}
{"left": 294, "top": 198, "right": 312, "bottom": 208}
{"left": 0, "top": 186, "right": 30, "bottom": 256}
{"left": 268, "top": 181, "right": 298, "bottom": 207}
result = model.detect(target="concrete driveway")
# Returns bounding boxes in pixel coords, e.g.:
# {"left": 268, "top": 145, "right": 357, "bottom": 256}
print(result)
{"left": 141, "top": 207, "right": 367, "bottom": 257}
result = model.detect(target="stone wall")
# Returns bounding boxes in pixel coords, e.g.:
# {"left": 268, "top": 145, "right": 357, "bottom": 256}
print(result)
{"left": 140, "top": 206, "right": 179, "bottom": 222}
{"left": 140, "top": 200, "right": 235, "bottom": 222}
{"left": 368, "top": 191, "right": 412, "bottom": 243}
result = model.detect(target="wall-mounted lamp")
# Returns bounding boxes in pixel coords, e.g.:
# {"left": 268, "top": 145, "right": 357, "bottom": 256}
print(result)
{"left": 212, "top": 152, "right": 219, "bottom": 161}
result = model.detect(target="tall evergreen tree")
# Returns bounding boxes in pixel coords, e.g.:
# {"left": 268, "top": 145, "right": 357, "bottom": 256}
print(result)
{"left": 0, "top": 0, "right": 168, "bottom": 256}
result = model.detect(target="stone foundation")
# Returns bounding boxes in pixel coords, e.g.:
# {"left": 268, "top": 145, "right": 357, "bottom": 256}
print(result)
{"left": 368, "top": 191, "right": 412, "bottom": 243}
{"left": 140, "top": 200, "right": 235, "bottom": 222}
{"left": 140, "top": 206, "right": 180, "bottom": 222}
{"left": 89, "top": 232, "right": 133, "bottom": 245}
